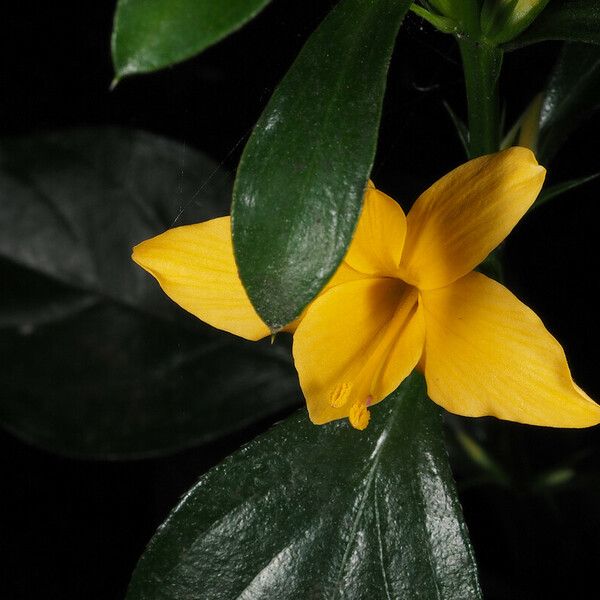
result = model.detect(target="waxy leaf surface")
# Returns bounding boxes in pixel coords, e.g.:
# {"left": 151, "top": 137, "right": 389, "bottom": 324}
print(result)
{"left": 112, "top": 0, "right": 273, "bottom": 78}
{"left": 507, "top": 0, "right": 600, "bottom": 48}
{"left": 0, "top": 129, "right": 299, "bottom": 459}
{"left": 127, "top": 373, "right": 482, "bottom": 600}
{"left": 538, "top": 43, "right": 600, "bottom": 162}
{"left": 232, "top": 0, "right": 413, "bottom": 329}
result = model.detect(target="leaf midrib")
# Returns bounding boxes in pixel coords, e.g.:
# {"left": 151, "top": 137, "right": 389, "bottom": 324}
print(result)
{"left": 329, "top": 395, "right": 405, "bottom": 600}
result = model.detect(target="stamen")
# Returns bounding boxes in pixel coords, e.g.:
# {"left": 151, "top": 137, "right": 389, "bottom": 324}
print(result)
{"left": 328, "top": 381, "right": 353, "bottom": 408}
{"left": 349, "top": 398, "right": 371, "bottom": 430}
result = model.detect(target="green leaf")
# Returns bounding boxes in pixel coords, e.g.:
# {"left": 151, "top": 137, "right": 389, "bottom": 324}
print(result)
{"left": 532, "top": 172, "right": 600, "bottom": 210}
{"left": 127, "top": 373, "right": 482, "bottom": 599}
{"left": 0, "top": 129, "right": 300, "bottom": 459}
{"left": 232, "top": 0, "right": 413, "bottom": 330}
{"left": 112, "top": 0, "right": 273, "bottom": 79}
{"left": 537, "top": 43, "right": 600, "bottom": 163}
{"left": 506, "top": 0, "right": 600, "bottom": 49}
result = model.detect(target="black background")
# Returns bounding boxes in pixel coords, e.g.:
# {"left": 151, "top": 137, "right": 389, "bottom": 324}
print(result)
{"left": 1, "top": 1, "right": 599, "bottom": 598}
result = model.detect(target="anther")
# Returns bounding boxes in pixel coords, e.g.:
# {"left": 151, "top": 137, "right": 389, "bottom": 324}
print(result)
{"left": 328, "top": 381, "right": 353, "bottom": 408}
{"left": 349, "top": 398, "right": 371, "bottom": 431}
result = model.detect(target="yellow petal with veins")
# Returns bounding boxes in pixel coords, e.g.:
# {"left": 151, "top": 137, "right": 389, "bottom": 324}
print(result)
{"left": 132, "top": 217, "right": 270, "bottom": 341}
{"left": 344, "top": 185, "right": 407, "bottom": 276}
{"left": 401, "top": 147, "right": 546, "bottom": 290}
{"left": 283, "top": 257, "right": 368, "bottom": 334}
{"left": 293, "top": 278, "right": 425, "bottom": 425}
{"left": 421, "top": 272, "right": 600, "bottom": 427}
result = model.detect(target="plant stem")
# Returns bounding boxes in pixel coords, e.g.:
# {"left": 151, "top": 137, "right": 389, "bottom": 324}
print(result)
{"left": 458, "top": 38, "right": 503, "bottom": 157}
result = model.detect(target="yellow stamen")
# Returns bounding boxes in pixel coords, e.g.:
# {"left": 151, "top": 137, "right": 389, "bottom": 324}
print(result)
{"left": 349, "top": 398, "right": 371, "bottom": 430}
{"left": 328, "top": 381, "right": 353, "bottom": 408}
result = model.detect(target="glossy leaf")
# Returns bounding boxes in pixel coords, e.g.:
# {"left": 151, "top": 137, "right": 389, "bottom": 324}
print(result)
{"left": 127, "top": 373, "right": 482, "bottom": 600}
{"left": 507, "top": 0, "right": 600, "bottom": 49}
{"left": 0, "top": 129, "right": 300, "bottom": 458}
{"left": 112, "top": 0, "right": 273, "bottom": 79}
{"left": 538, "top": 43, "right": 600, "bottom": 162}
{"left": 0, "top": 128, "right": 228, "bottom": 311}
{"left": 232, "top": 0, "right": 413, "bottom": 330}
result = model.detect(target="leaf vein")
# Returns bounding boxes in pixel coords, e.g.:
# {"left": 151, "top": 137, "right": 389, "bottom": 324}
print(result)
{"left": 329, "top": 401, "right": 402, "bottom": 600}
{"left": 374, "top": 477, "right": 393, "bottom": 600}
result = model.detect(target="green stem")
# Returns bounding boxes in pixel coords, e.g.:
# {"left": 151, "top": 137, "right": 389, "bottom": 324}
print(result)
{"left": 458, "top": 38, "right": 503, "bottom": 157}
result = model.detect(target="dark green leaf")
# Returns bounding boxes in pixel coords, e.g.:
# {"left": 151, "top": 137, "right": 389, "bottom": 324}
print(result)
{"left": 538, "top": 43, "right": 600, "bottom": 162}
{"left": 112, "top": 0, "right": 273, "bottom": 79}
{"left": 0, "top": 128, "right": 229, "bottom": 312}
{"left": 232, "top": 0, "right": 413, "bottom": 330}
{"left": 0, "top": 129, "right": 300, "bottom": 459}
{"left": 506, "top": 0, "right": 600, "bottom": 49}
{"left": 127, "top": 373, "right": 482, "bottom": 600}
{"left": 532, "top": 172, "right": 600, "bottom": 210}
{"left": 0, "top": 259, "right": 98, "bottom": 329}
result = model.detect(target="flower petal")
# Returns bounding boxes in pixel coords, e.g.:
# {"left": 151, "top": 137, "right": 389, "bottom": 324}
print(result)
{"left": 293, "top": 278, "right": 425, "bottom": 425}
{"left": 421, "top": 272, "right": 600, "bottom": 427}
{"left": 132, "top": 217, "right": 270, "bottom": 341}
{"left": 401, "top": 147, "right": 546, "bottom": 289}
{"left": 344, "top": 184, "right": 407, "bottom": 276}
{"left": 281, "top": 260, "right": 366, "bottom": 334}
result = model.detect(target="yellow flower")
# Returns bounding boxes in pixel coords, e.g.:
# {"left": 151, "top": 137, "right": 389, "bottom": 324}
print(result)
{"left": 132, "top": 147, "right": 600, "bottom": 430}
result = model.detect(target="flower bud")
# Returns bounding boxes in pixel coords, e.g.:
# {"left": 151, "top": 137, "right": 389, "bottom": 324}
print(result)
{"left": 481, "top": 0, "right": 550, "bottom": 43}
